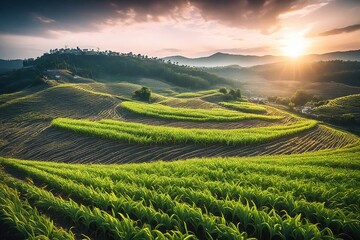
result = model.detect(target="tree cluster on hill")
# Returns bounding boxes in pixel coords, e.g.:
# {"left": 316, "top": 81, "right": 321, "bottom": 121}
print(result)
{"left": 268, "top": 90, "right": 322, "bottom": 107}
{"left": 0, "top": 68, "right": 46, "bottom": 94}
{"left": 23, "top": 52, "right": 233, "bottom": 90}
{"left": 218, "top": 88, "right": 241, "bottom": 101}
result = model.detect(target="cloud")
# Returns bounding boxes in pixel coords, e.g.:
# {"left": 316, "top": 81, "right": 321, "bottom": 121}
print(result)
{"left": 32, "top": 14, "right": 56, "bottom": 24}
{"left": 278, "top": 2, "right": 329, "bottom": 19}
{"left": 161, "top": 48, "right": 182, "bottom": 53}
{"left": 214, "top": 46, "right": 273, "bottom": 55}
{"left": 318, "top": 23, "right": 360, "bottom": 36}
{"left": 0, "top": 0, "right": 340, "bottom": 36}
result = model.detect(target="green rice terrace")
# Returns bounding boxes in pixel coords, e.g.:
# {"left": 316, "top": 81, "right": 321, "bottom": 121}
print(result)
{"left": 0, "top": 81, "right": 359, "bottom": 239}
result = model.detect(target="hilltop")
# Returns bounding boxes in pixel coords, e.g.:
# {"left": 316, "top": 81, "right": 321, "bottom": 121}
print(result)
{"left": 0, "top": 49, "right": 234, "bottom": 94}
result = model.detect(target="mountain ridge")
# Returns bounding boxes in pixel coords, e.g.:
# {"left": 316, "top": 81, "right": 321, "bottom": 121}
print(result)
{"left": 163, "top": 49, "right": 360, "bottom": 67}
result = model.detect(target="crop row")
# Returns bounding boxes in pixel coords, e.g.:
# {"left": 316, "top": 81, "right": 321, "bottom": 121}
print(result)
{"left": 0, "top": 170, "right": 198, "bottom": 240}
{"left": 0, "top": 160, "right": 325, "bottom": 239}
{"left": 2, "top": 146, "right": 360, "bottom": 239}
{"left": 219, "top": 101, "right": 267, "bottom": 114}
{"left": 1, "top": 161, "right": 246, "bottom": 239}
{"left": 0, "top": 182, "right": 76, "bottom": 240}
{"left": 119, "top": 101, "right": 280, "bottom": 122}
{"left": 51, "top": 118, "right": 317, "bottom": 146}
{"left": 18, "top": 159, "right": 360, "bottom": 237}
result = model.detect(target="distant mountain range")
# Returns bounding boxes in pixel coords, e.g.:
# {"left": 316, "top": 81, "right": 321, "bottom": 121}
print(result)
{"left": 163, "top": 49, "right": 360, "bottom": 67}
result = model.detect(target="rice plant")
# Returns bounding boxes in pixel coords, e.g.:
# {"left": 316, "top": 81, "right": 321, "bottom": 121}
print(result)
{"left": 119, "top": 101, "right": 281, "bottom": 121}
{"left": 51, "top": 118, "right": 317, "bottom": 146}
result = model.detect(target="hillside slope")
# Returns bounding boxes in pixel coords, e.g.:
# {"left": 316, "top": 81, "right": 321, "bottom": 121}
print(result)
{"left": 313, "top": 94, "right": 360, "bottom": 124}
{"left": 29, "top": 53, "right": 233, "bottom": 89}
{"left": 0, "top": 84, "right": 358, "bottom": 164}
{"left": 208, "top": 62, "right": 360, "bottom": 98}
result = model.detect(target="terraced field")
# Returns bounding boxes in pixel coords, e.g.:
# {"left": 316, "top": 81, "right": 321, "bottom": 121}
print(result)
{"left": 0, "top": 83, "right": 358, "bottom": 164}
{"left": 0, "top": 84, "right": 121, "bottom": 122}
{"left": 1, "top": 146, "right": 359, "bottom": 239}
{"left": 219, "top": 101, "right": 267, "bottom": 114}
{"left": 313, "top": 94, "right": 360, "bottom": 122}
{"left": 119, "top": 101, "right": 281, "bottom": 122}
{"left": 1, "top": 80, "right": 359, "bottom": 239}
{"left": 51, "top": 118, "right": 316, "bottom": 146}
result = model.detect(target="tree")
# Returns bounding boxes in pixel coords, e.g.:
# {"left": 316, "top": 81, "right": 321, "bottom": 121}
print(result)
{"left": 267, "top": 96, "right": 277, "bottom": 102}
{"left": 235, "top": 88, "right": 241, "bottom": 99}
{"left": 291, "top": 90, "right": 312, "bottom": 106}
{"left": 219, "top": 87, "right": 227, "bottom": 94}
{"left": 133, "top": 86, "right": 151, "bottom": 102}
{"left": 229, "top": 89, "right": 236, "bottom": 98}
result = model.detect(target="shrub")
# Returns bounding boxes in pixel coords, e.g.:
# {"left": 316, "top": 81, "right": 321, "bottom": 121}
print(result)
{"left": 219, "top": 88, "right": 227, "bottom": 94}
{"left": 133, "top": 86, "right": 151, "bottom": 102}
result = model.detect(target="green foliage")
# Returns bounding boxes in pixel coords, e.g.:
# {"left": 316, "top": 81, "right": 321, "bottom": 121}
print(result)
{"left": 133, "top": 86, "right": 151, "bottom": 102}
{"left": 51, "top": 118, "right": 316, "bottom": 146}
{"left": 219, "top": 87, "right": 227, "bottom": 94}
{"left": 275, "top": 97, "right": 291, "bottom": 105}
{"left": 313, "top": 100, "right": 329, "bottom": 107}
{"left": 0, "top": 68, "right": 46, "bottom": 94}
{"left": 267, "top": 96, "right": 277, "bottom": 102}
{"left": 291, "top": 90, "right": 312, "bottom": 106}
{"left": 223, "top": 88, "right": 241, "bottom": 101}
{"left": 219, "top": 101, "right": 267, "bottom": 114}
{"left": 0, "top": 183, "right": 75, "bottom": 239}
{"left": 120, "top": 101, "right": 281, "bottom": 122}
{"left": 175, "top": 89, "right": 220, "bottom": 98}
{"left": 223, "top": 93, "right": 235, "bottom": 101}
{"left": 29, "top": 53, "right": 233, "bottom": 90}
{"left": 0, "top": 144, "right": 359, "bottom": 239}
{"left": 313, "top": 94, "right": 360, "bottom": 124}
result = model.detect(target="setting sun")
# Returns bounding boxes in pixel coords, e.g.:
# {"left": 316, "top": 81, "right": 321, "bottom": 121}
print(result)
{"left": 281, "top": 34, "right": 308, "bottom": 58}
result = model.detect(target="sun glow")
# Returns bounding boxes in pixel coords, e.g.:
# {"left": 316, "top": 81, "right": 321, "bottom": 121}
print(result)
{"left": 281, "top": 34, "right": 308, "bottom": 58}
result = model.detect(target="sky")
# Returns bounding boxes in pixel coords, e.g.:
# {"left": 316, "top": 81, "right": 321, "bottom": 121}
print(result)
{"left": 0, "top": 0, "right": 360, "bottom": 59}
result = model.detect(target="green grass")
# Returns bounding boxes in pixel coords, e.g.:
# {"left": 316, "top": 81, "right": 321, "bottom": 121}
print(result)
{"left": 119, "top": 101, "right": 282, "bottom": 122}
{"left": 175, "top": 90, "right": 220, "bottom": 98}
{"left": 313, "top": 94, "right": 360, "bottom": 120}
{"left": 51, "top": 118, "right": 317, "bottom": 146}
{"left": 0, "top": 183, "right": 76, "bottom": 239}
{"left": 0, "top": 145, "right": 359, "bottom": 239}
{"left": 219, "top": 101, "right": 267, "bottom": 114}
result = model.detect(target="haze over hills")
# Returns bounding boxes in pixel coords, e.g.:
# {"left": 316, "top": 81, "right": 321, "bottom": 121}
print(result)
{"left": 163, "top": 49, "right": 360, "bottom": 67}
{"left": 208, "top": 61, "right": 360, "bottom": 98}
{"left": 1, "top": 48, "right": 360, "bottom": 99}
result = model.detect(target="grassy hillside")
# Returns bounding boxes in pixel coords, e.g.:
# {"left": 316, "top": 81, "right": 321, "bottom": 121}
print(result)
{"left": 0, "top": 83, "right": 357, "bottom": 163}
{"left": 313, "top": 94, "right": 360, "bottom": 124}
{"left": 0, "top": 75, "right": 359, "bottom": 239}
{"left": 28, "top": 53, "right": 233, "bottom": 90}
{"left": 1, "top": 145, "right": 359, "bottom": 239}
